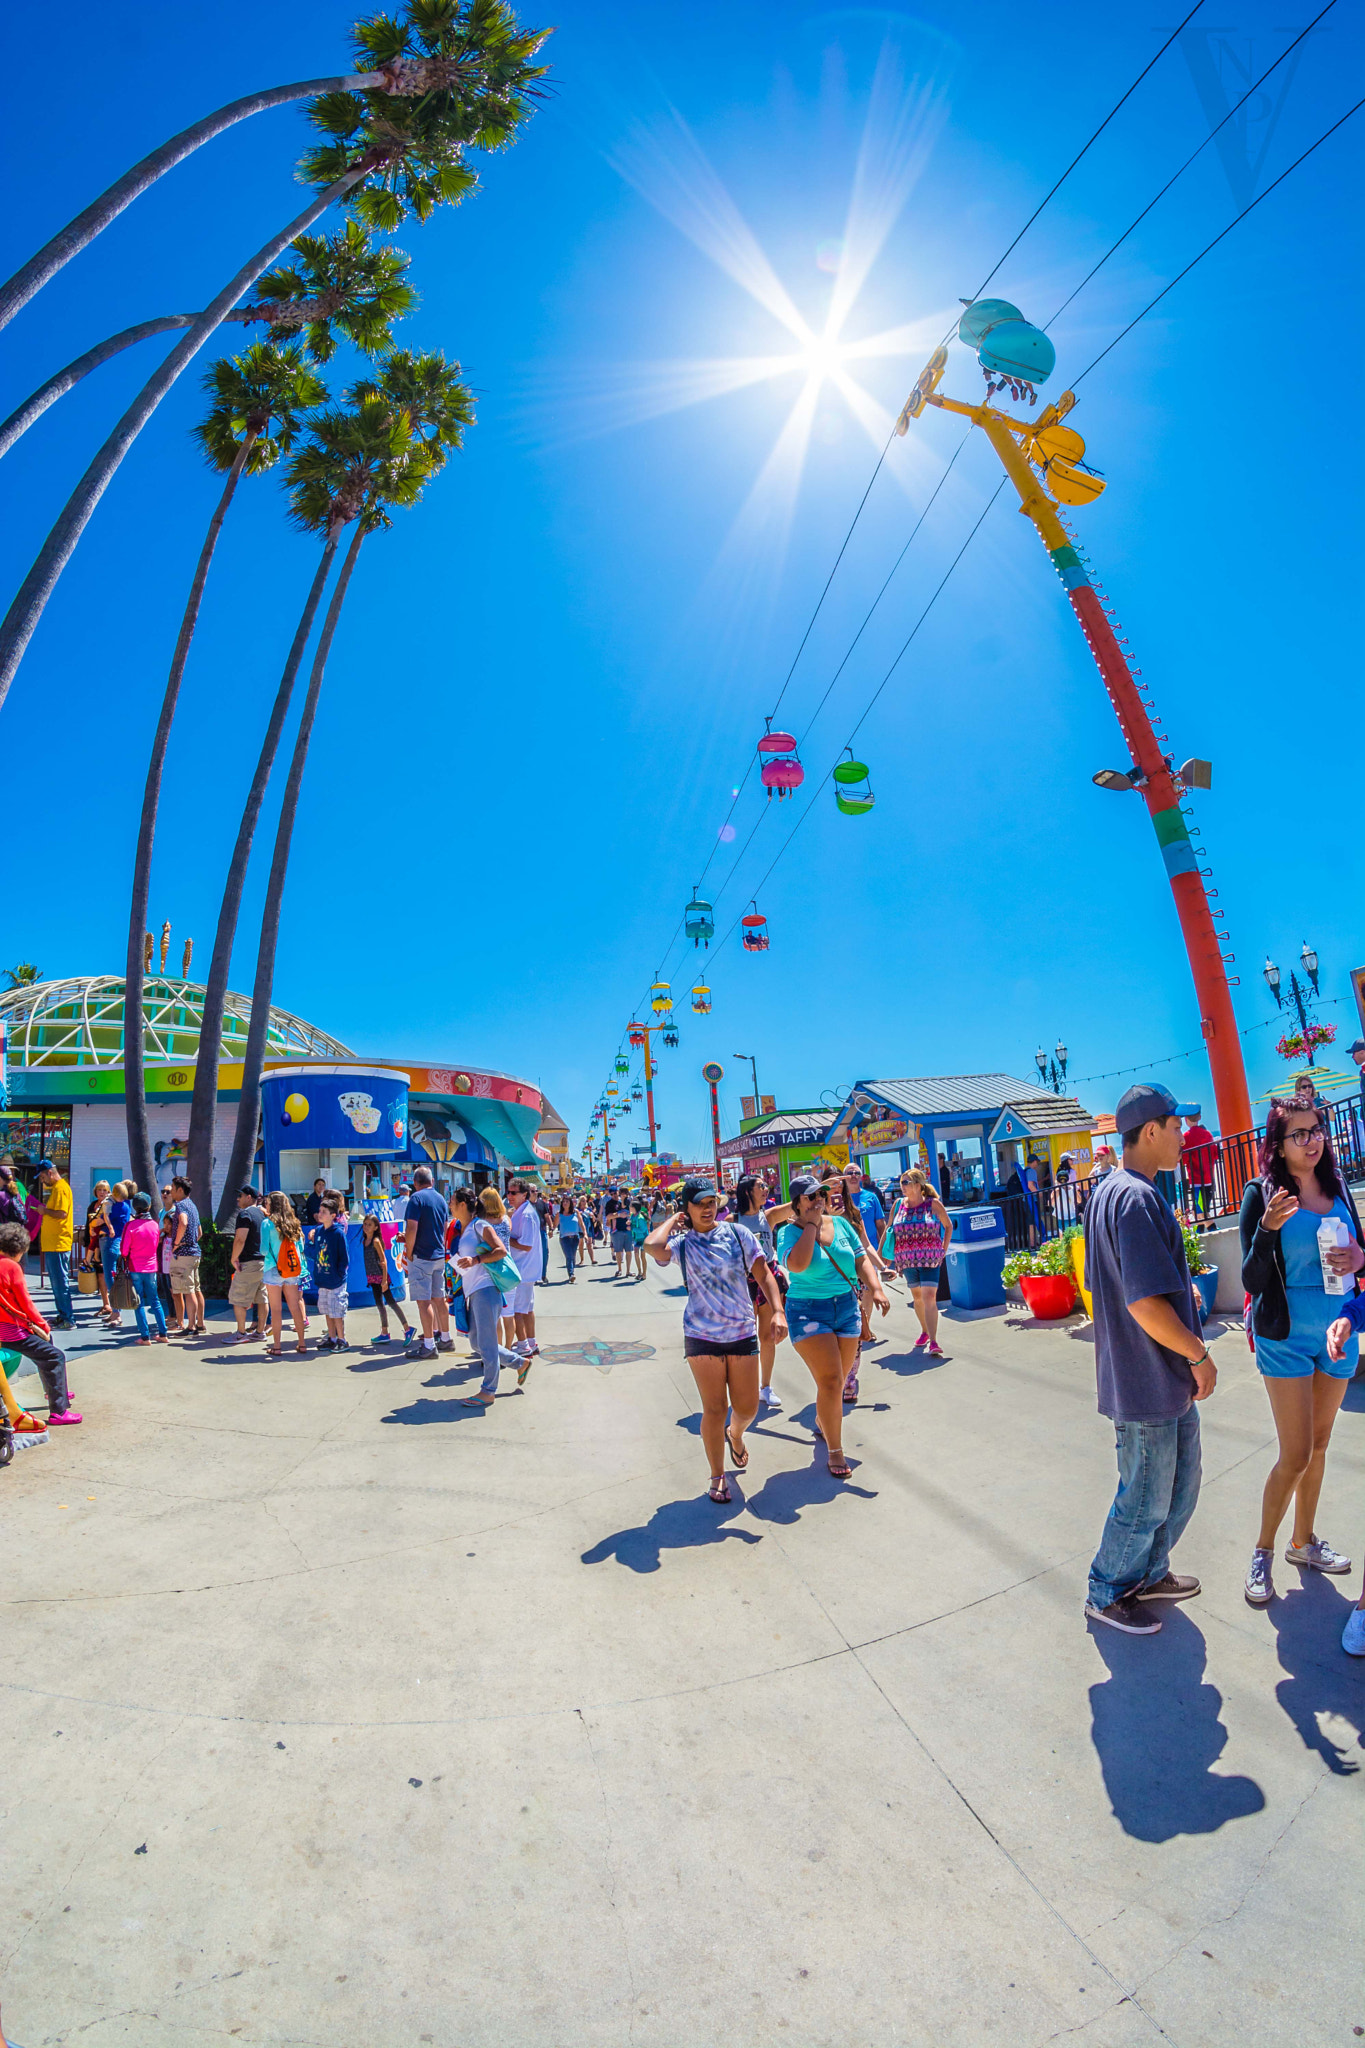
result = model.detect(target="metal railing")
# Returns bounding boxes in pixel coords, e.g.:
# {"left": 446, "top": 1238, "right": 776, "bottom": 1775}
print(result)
{"left": 991, "top": 1089, "right": 1364, "bottom": 1248}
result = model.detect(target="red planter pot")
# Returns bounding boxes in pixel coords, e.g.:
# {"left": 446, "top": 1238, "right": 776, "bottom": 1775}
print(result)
{"left": 1019, "top": 1274, "right": 1078, "bottom": 1320}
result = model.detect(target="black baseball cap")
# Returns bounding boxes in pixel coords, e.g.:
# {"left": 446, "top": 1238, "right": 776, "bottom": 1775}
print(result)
{"left": 679, "top": 1177, "right": 717, "bottom": 1207}
{"left": 788, "top": 1173, "right": 826, "bottom": 1205}
{"left": 1114, "top": 1082, "right": 1179, "bottom": 1135}
{"left": 1349, "top": 1038, "right": 1365, "bottom": 1057}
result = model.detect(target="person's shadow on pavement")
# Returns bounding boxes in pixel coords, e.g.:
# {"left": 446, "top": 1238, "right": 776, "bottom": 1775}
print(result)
{"left": 581, "top": 1496, "right": 763, "bottom": 1573}
{"left": 743, "top": 1460, "right": 877, "bottom": 1524}
{"left": 1267, "top": 1570, "right": 1362, "bottom": 1776}
{"left": 1089, "top": 1608, "right": 1265, "bottom": 1840}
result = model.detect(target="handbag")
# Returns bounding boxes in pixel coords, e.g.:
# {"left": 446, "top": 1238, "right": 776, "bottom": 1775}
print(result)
{"left": 76, "top": 1266, "right": 99, "bottom": 1295}
{"left": 111, "top": 1266, "right": 137, "bottom": 1312}
{"left": 483, "top": 1255, "right": 522, "bottom": 1299}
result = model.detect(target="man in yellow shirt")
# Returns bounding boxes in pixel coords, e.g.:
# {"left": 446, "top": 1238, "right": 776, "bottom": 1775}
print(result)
{"left": 39, "top": 1158, "right": 75, "bottom": 1328}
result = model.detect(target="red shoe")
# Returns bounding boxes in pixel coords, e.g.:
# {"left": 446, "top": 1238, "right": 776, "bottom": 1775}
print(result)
{"left": 47, "top": 1408, "right": 83, "bottom": 1425}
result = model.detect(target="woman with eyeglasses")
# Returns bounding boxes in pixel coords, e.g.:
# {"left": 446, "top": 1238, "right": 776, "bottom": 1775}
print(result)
{"left": 1240, "top": 1099, "right": 1364, "bottom": 1605}
{"left": 887, "top": 1166, "right": 954, "bottom": 1355}
{"left": 775, "top": 1175, "right": 890, "bottom": 1478}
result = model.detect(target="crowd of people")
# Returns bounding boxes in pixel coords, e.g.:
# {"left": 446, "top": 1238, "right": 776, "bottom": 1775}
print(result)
{"left": 4, "top": 1099, "right": 1363, "bottom": 1661}
{"left": 608, "top": 1092, "right": 1362, "bottom": 1661}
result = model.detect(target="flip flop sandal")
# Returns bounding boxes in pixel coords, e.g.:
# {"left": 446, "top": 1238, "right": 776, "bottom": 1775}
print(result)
{"left": 827, "top": 1454, "right": 853, "bottom": 1480}
{"left": 708, "top": 1474, "right": 732, "bottom": 1503}
{"left": 460, "top": 1392, "right": 496, "bottom": 1408}
{"left": 842, "top": 1378, "right": 859, "bottom": 1403}
{"left": 726, "top": 1427, "right": 749, "bottom": 1469}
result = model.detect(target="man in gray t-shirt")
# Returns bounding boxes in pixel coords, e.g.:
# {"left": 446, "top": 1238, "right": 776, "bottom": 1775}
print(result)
{"left": 1082, "top": 1084, "right": 1217, "bottom": 1638}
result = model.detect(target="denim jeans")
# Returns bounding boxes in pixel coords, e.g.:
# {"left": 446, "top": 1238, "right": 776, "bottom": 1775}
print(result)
{"left": 131, "top": 1271, "right": 166, "bottom": 1340}
{"left": 1089, "top": 1407, "right": 1202, "bottom": 1609}
{"left": 100, "top": 1236, "right": 121, "bottom": 1291}
{"left": 44, "top": 1249, "right": 73, "bottom": 1322}
{"left": 466, "top": 1285, "right": 518, "bottom": 1397}
{"left": 560, "top": 1232, "right": 579, "bottom": 1274}
{"left": 2, "top": 1329, "right": 71, "bottom": 1413}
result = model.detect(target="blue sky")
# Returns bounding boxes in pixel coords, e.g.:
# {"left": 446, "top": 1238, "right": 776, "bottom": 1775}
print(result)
{"left": 2, "top": 1, "right": 1361, "bottom": 1163}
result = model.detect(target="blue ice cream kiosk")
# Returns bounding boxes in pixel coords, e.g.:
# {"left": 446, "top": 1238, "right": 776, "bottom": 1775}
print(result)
{"left": 261, "top": 1063, "right": 411, "bottom": 1305}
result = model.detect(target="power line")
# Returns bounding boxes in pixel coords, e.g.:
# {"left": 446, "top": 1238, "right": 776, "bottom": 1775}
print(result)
{"left": 1074, "top": 94, "right": 1364, "bottom": 386}
{"left": 1044, "top": 0, "right": 1338, "bottom": 331}
{"left": 577, "top": 5, "right": 1227, "bottom": 1148}
{"left": 709, "top": 484, "right": 1008, "bottom": 955}
{"left": 967, "top": 0, "right": 1209, "bottom": 311}
{"left": 757, "top": 3, "right": 1209, "bottom": 730}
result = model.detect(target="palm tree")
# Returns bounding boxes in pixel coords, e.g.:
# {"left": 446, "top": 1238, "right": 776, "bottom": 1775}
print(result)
{"left": 214, "top": 396, "right": 440, "bottom": 1217}
{"left": 0, "top": 222, "right": 415, "bottom": 462}
{"left": 0, "top": 0, "right": 550, "bottom": 330}
{"left": 3, "top": 963, "right": 41, "bottom": 989}
{"left": 188, "top": 351, "right": 474, "bottom": 1219}
{"left": 123, "top": 343, "right": 327, "bottom": 1205}
{"left": 0, "top": 3, "right": 548, "bottom": 715}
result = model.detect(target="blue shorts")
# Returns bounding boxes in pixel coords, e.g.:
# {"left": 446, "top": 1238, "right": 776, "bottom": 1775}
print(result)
{"left": 1256, "top": 1288, "right": 1358, "bottom": 1379}
{"left": 903, "top": 1264, "right": 941, "bottom": 1288}
{"left": 787, "top": 1292, "right": 860, "bottom": 1341}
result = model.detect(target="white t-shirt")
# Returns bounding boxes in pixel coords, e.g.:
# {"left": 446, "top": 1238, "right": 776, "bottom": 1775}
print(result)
{"left": 458, "top": 1217, "right": 502, "bottom": 1295}
{"left": 507, "top": 1199, "right": 543, "bottom": 1281}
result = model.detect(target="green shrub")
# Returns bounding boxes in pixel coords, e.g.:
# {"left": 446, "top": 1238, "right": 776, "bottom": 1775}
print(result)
{"left": 1003, "top": 1229, "right": 1079, "bottom": 1287}
{"left": 1181, "top": 1222, "right": 1207, "bottom": 1275}
{"left": 198, "top": 1223, "right": 235, "bottom": 1302}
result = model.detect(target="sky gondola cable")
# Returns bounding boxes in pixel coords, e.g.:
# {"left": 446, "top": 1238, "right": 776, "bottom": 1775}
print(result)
{"left": 1043, "top": 0, "right": 1339, "bottom": 332}
{"left": 757, "top": 0, "right": 1209, "bottom": 734}
{"left": 674, "top": 91, "right": 1363, "bottom": 986}
{"left": 1073, "top": 92, "right": 1364, "bottom": 387}
{"left": 585, "top": 0, "right": 1238, "bottom": 1137}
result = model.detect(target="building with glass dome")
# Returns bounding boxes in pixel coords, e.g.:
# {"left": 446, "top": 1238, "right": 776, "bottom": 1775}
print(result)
{"left": 0, "top": 975, "right": 549, "bottom": 1208}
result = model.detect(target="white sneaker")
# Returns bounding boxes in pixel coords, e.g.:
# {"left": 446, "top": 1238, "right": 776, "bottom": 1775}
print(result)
{"left": 1343, "top": 1607, "right": 1365, "bottom": 1657}
{"left": 760, "top": 1385, "right": 782, "bottom": 1411}
{"left": 1244, "top": 1548, "right": 1273, "bottom": 1605}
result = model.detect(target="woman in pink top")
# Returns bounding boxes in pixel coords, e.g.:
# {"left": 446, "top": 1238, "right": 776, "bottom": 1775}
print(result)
{"left": 120, "top": 1194, "right": 167, "bottom": 1344}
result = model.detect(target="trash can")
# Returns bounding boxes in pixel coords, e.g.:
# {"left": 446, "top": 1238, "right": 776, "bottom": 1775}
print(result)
{"left": 944, "top": 1204, "right": 1007, "bottom": 1309}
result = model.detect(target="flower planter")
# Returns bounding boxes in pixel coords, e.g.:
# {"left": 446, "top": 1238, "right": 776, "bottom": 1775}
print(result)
{"left": 1019, "top": 1273, "right": 1078, "bottom": 1320}
{"left": 1069, "top": 1234, "right": 1092, "bottom": 1318}
{"left": 1193, "top": 1269, "right": 1218, "bottom": 1321}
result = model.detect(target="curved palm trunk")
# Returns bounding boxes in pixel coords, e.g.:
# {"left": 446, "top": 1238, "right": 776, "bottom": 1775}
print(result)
{"left": 0, "top": 72, "right": 385, "bottom": 331}
{"left": 0, "top": 301, "right": 288, "bottom": 462}
{"left": 0, "top": 155, "right": 375, "bottom": 716}
{"left": 186, "top": 534, "right": 341, "bottom": 1224}
{"left": 218, "top": 522, "right": 365, "bottom": 1222}
{"left": 0, "top": 318, "right": 194, "bottom": 461}
{"left": 124, "top": 438, "right": 254, "bottom": 1212}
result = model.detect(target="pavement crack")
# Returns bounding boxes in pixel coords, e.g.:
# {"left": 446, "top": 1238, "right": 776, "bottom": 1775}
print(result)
{"left": 575, "top": 1704, "right": 640, "bottom": 2035}
{"left": 1129, "top": 1772, "right": 1328, "bottom": 1997}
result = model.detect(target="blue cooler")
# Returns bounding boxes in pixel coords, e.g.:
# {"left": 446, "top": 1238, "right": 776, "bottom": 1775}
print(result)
{"left": 944, "top": 1204, "right": 1007, "bottom": 1308}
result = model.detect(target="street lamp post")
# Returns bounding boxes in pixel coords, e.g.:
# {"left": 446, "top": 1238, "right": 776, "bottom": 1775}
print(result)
{"left": 1264, "top": 943, "right": 1321, "bottom": 1046}
{"left": 734, "top": 1052, "right": 760, "bottom": 1112}
{"left": 629, "top": 1022, "right": 659, "bottom": 1161}
{"left": 1034, "top": 1040, "right": 1069, "bottom": 1095}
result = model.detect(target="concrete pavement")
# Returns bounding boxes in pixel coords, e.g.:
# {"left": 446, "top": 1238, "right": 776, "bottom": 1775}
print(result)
{"left": 2, "top": 1252, "right": 1361, "bottom": 2046}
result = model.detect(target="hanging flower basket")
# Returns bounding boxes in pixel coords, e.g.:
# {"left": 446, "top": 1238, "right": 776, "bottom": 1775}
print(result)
{"left": 1276, "top": 1023, "right": 1335, "bottom": 1062}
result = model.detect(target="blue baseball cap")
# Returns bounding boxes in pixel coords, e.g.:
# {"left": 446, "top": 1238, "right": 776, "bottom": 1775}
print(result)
{"left": 1114, "top": 1083, "right": 1179, "bottom": 1135}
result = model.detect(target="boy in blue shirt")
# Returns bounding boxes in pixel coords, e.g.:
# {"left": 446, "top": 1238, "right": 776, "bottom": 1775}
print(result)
{"left": 314, "top": 1200, "right": 350, "bottom": 1351}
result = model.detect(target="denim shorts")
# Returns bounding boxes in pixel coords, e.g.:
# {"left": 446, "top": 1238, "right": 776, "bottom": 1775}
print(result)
{"left": 787, "top": 1292, "right": 860, "bottom": 1340}
{"left": 406, "top": 1255, "right": 446, "bottom": 1302}
{"left": 1255, "top": 1288, "right": 1358, "bottom": 1379}
{"left": 903, "top": 1264, "right": 941, "bottom": 1288}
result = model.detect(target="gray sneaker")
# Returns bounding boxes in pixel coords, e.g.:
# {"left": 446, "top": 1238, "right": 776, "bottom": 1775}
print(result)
{"left": 1244, "top": 1548, "right": 1274, "bottom": 1605}
{"left": 1084, "top": 1595, "right": 1162, "bottom": 1635}
{"left": 1285, "top": 1537, "right": 1352, "bottom": 1574}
